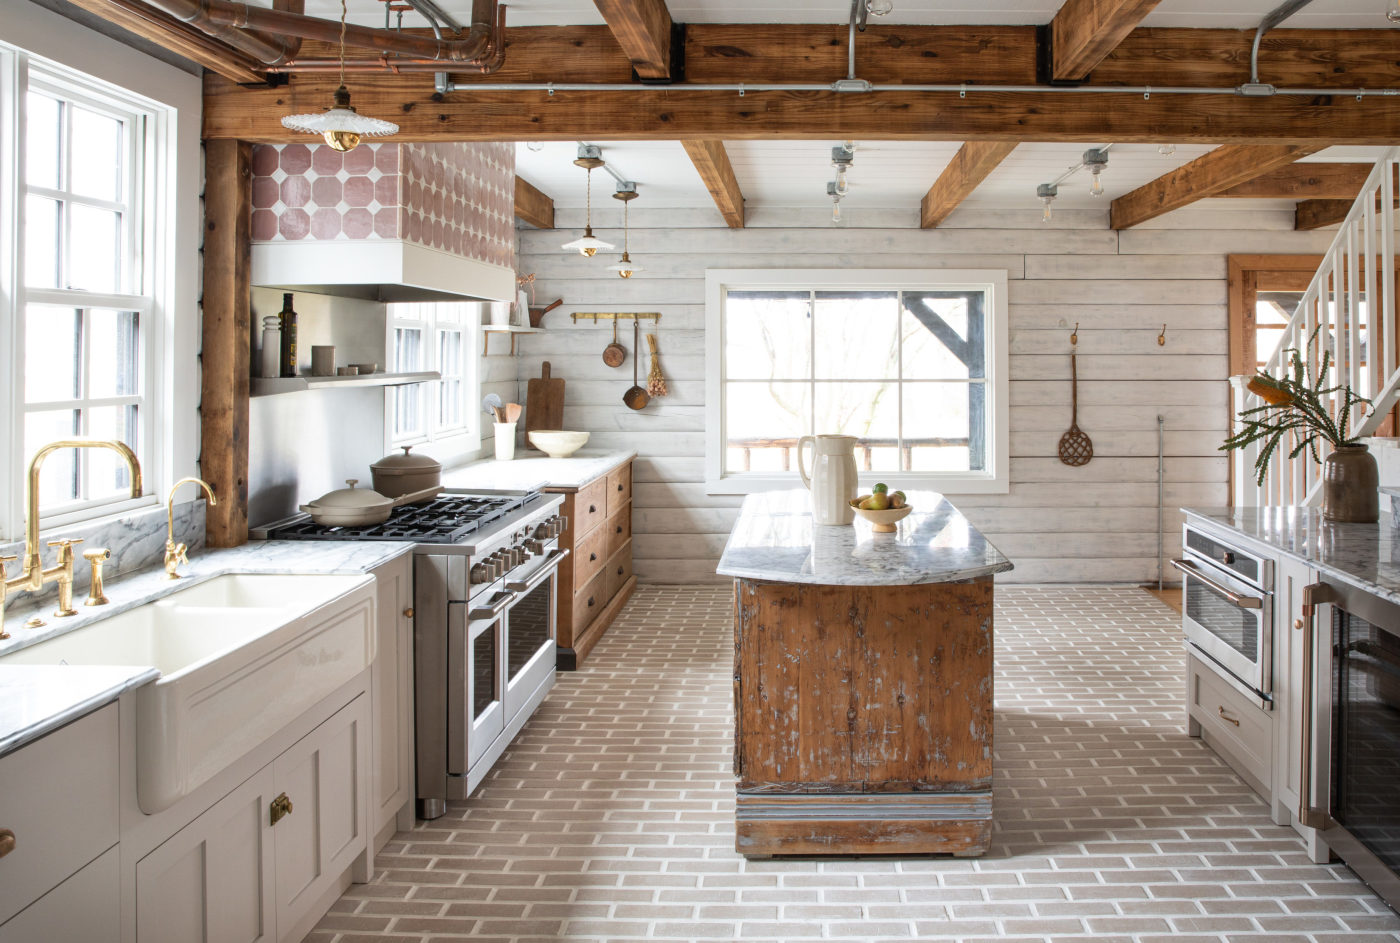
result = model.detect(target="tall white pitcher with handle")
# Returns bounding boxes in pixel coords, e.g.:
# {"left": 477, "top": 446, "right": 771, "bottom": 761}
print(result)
{"left": 797, "top": 434, "right": 859, "bottom": 525}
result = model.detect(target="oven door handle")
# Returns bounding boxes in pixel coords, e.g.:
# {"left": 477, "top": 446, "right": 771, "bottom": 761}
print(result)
{"left": 467, "top": 590, "right": 515, "bottom": 622}
{"left": 1170, "top": 559, "right": 1263, "bottom": 609}
{"left": 506, "top": 548, "right": 570, "bottom": 593}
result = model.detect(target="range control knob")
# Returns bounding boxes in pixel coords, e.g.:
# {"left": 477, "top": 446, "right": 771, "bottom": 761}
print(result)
{"left": 525, "top": 539, "right": 544, "bottom": 555}
{"left": 532, "top": 522, "right": 550, "bottom": 539}
{"left": 470, "top": 563, "right": 494, "bottom": 584}
{"left": 509, "top": 547, "right": 526, "bottom": 567}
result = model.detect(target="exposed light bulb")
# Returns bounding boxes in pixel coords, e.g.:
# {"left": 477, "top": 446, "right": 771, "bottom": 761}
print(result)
{"left": 867, "top": 0, "right": 894, "bottom": 14}
{"left": 526, "top": 141, "right": 545, "bottom": 152}
{"left": 1158, "top": 143, "right": 1176, "bottom": 157}
{"left": 1090, "top": 172, "right": 1104, "bottom": 197}
{"left": 1036, "top": 182, "right": 1057, "bottom": 224}
{"left": 835, "top": 169, "right": 850, "bottom": 196}
{"left": 1389, "top": 0, "right": 1400, "bottom": 22}
{"left": 1041, "top": 200, "right": 1053, "bottom": 223}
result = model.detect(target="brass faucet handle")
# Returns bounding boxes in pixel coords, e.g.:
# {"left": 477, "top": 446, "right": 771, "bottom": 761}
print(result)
{"left": 83, "top": 548, "right": 111, "bottom": 607}
{"left": 0, "top": 554, "right": 14, "bottom": 577}
{"left": 46, "top": 537, "right": 83, "bottom": 558}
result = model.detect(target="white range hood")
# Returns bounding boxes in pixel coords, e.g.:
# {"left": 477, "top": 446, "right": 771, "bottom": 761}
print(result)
{"left": 251, "top": 239, "right": 515, "bottom": 304}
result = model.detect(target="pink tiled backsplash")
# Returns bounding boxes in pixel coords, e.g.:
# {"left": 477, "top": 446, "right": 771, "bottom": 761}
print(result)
{"left": 249, "top": 141, "right": 513, "bottom": 267}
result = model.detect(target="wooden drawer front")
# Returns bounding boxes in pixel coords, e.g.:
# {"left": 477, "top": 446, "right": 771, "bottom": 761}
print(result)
{"left": 605, "top": 504, "right": 632, "bottom": 558}
{"left": 606, "top": 463, "right": 632, "bottom": 516}
{"left": 575, "top": 524, "right": 608, "bottom": 588}
{"left": 574, "top": 478, "right": 608, "bottom": 540}
{"left": 573, "top": 569, "right": 608, "bottom": 635}
{"left": 1190, "top": 655, "right": 1271, "bottom": 789}
{"left": 605, "top": 542, "right": 633, "bottom": 601}
{"left": 0, "top": 704, "right": 119, "bottom": 926}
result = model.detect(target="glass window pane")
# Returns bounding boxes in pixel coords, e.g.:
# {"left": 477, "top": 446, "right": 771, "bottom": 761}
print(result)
{"left": 88, "top": 309, "right": 140, "bottom": 397}
{"left": 814, "top": 381, "right": 900, "bottom": 472}
{"left": 25, "top": 305, "right": 80, "bottom": 402}
{"left": 902, "top": 292, "right": 986, "bottom": 380}
{"left": 393, "top": 386, "right": 424, "bottom": 440}
{"left": 812, "top": 291, "right": 899, "bottom": 380}
{"left": 84, "top": 405, "right": 138, "bottom": 497}
{"left": 24, "top": 194, "right": 60, "bottom": 288}
{"left": 67, "top": 204, "right": 121, "bottom": 292}
{"left": 393, "top": 326, "right": 424, "bottom": 372}
{"left": 902, "top": 382, "right": 984, "bottom": 472}
{"left": 26, "top": 410, "right": 80, "bottom": 507}
{"left": 724, "top": 381, "right": 810, "bottom": 474}
{"left": 70, "top": 106, "right": 123, "bottom": 202}
{"left": 724, "top": 291, "right": 811, "bottom": 380}
{"left": 25, "top": 92, "right": 61, "bottom": 190}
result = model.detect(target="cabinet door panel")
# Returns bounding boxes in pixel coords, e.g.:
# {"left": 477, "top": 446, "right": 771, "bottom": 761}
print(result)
{"left": 0, "top": 845, "right": 119, "bottom": 943}
{"left": 136, "top": 766, "right": 276, "bottom": 943}
{"left": 371, "top": 555, "right": 414, "bottom": 835}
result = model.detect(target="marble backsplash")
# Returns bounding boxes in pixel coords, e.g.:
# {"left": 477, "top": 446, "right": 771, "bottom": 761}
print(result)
{"left": 0, "top": 501, "right": 207, "bottom": 608}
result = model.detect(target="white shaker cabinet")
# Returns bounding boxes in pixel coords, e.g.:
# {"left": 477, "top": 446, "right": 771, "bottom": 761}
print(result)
{"left": 0, "top": 846, "right": 120, "bottom": 943}
{"left": 369, "top": 554, "right": 415, "bottom": 842}
{"left": 135, "top": 693, "right": 370, "bottom": 943}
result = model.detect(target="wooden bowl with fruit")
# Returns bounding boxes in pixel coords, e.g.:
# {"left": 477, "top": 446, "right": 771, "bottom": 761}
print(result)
{"left": 849, "top": 484, "right": 911, "bottom": 533}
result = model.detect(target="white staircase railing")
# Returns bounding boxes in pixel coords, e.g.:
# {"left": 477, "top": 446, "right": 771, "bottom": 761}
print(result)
{"left": 1231, "top": 146, "right": 1400, "bottom": 509}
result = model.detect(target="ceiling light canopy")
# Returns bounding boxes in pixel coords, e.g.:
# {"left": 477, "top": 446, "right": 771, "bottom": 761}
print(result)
{"left": 280, "top": 0, "right": 397, "bottom": 152}
{"left": 562, "top": 145, "right": 616, "bottom": 257}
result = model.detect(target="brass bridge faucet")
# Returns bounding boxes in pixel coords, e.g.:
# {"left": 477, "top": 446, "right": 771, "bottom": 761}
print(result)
{"left": 0, "top": 439, "right": 142, "bottom": 633}
{"left": 164, "top": 478, "right": 218, "bottom": 580}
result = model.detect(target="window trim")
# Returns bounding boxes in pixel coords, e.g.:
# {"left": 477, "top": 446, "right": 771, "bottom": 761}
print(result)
{"left": 384, "top": 301, "right": 480, "bottom": 463}
{"left": 704, "top": 268, "right": 1010, "bottom": 495}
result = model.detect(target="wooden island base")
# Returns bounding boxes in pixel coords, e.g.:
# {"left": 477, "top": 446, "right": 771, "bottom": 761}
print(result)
{"left": 733, "top": 576, "right": 994, "bottom": 857}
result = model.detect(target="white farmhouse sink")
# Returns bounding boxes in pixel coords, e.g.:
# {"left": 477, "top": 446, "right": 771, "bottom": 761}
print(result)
{"left": 1, "top": 572, "right": 376, "bottom": 814}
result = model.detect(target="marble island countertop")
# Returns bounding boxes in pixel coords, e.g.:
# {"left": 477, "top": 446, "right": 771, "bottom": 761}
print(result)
{"left": 717, "top": 489, "right": 1013, "bottom": 586}
{"left": 441, "top": 449, "right": 636, "bottom": 492}
{"left": 0, "top": 538, "right": 411, "bottom": 757}
{"left": 1184, "top": 506, "right": 1400, "bottom": 606}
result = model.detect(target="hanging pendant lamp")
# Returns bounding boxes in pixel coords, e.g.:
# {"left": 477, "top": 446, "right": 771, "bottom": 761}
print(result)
{"left": 281, "top": 0, "right": 398, "bottom": 152}
{"left": 561, "top": 145, "right": 615, "bottom": 257}
{"left": 608, "top": 184, "right": 643, "bottom": 278}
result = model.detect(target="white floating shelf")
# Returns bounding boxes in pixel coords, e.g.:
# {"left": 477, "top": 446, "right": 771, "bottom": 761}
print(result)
{"left": 251, "top": 371, "right": 441, "bottom": 397}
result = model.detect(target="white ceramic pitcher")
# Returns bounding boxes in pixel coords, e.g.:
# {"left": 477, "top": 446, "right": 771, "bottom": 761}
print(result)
{"left": 797, "top": 434, "right": 859, "bottom": 525}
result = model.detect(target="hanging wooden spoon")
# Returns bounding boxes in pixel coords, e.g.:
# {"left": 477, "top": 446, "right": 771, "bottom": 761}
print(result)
{"left": 623, "top": 318, "right": 650, "bottom": 410}
{"left": 1058, "top": 351, "right": 1093, "bottom": 466}
{"left": 603, "top": 318, "right": 626, "bottom": 367}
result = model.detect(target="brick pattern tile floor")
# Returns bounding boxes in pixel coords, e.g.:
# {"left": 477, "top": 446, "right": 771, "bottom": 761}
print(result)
{"left": 310, "top": 585, "right": 1400, "bottom": 942}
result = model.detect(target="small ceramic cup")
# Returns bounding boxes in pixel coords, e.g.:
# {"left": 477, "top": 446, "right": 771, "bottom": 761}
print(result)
{"left": 311, "top": 346, "right": 336, "bottom": 377}
{"left": 352, "top": 362, "right": 378, "bottom": 375}
{"left": 337, "top": 366, "right": 360, "bottom": 376}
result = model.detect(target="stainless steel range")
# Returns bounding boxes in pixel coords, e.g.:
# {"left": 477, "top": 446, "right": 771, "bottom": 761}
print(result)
{"left": 255, "top": 488, "right": 567, "bottom": 820}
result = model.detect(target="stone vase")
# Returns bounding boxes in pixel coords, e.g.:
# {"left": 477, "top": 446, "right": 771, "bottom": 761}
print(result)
{"left": 1322, "top": 443, "right": 1379, "bottom": 523}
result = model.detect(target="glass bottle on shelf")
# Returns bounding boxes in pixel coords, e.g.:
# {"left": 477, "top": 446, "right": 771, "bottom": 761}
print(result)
{"left": 278, "top": 292, "right": 298, "bottom": 378}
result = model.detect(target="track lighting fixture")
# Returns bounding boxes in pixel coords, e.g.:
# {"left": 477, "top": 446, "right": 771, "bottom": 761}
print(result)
{"left": 1083, "top": 148, "right": 1109, "bottom": 197}
{"left": 1037, "top": 183, "right": 1057, "bottom": 223}
{"left": 561, "top": 145, "right": 616, "bottom": 258}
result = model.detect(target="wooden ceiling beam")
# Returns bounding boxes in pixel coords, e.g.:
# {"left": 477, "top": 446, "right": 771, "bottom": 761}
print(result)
{"left": 514, "top": 176, "right": 555, "bottom": 229}
{"left": 1294, "top": 199, "right": 1353, "bottom": 231}
{"left": 1050, "top": 0, "right": 1163, "bottom": 81}
{"left": 920, "top": 142, "right": 1018, "bottom": 229}
{"left": 592, "top": 0, "right": 674, "bottom": 80}
{"left": 62, "top": 0, "right": 268, "bottom": 84}
{"left": 1215, "top": 163, "right": 1371, "bottom": 199}
{"left": 1109, "top": 145, "right": 1327, "bottom": 230}
{"left": 203, "top": 73, "right": 1400, "bottom": 145}
{"left": 681, "top": 140, "right": 744, "bottom": 228}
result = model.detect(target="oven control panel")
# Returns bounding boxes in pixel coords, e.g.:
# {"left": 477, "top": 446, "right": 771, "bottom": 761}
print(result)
{"left": 469, "top": 512, "right": 567, "bottom": 586}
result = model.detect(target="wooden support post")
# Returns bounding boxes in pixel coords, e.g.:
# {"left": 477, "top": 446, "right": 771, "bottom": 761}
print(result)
{"left": 514, "top": 175, "right": 556, "bottom": 229}
{"left": 201, "top": 140, "right": 252, "bottom": 548}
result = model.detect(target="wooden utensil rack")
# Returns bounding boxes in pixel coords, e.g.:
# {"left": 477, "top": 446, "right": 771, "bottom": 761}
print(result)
{"left": 571, "top": 312, "right": 662, "bottom": 323}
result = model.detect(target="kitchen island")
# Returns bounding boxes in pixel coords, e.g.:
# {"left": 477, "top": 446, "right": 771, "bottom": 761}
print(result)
{"left": 717, "top": 490, "right": 1012, "bottom": 857}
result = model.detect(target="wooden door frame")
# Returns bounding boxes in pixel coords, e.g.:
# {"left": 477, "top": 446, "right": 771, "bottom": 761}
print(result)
{"left": 1227, "top": 254, "right": 1324, "bottom": 379}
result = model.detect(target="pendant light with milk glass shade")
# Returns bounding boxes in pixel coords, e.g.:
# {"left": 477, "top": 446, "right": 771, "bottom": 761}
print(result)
{"left": 608, "top": 183, "right": 643, "bottom": 278}
{"left": 281, "top": 0, "right": 398, "bottom": 151}
{"left": 561, "top": 145, "right": 615, "bottom": 257}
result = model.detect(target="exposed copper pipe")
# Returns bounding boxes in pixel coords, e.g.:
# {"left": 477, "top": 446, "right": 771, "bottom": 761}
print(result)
{"left": 201, "top": 0, "right": 498, "bottom": 62}
{"left": 138, "top": 0, "right": 304, "bottom": 65}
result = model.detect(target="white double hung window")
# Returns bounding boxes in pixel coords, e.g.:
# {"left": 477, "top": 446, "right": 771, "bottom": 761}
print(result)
{"left": 386, "top": 302, "right": 475, "bottom": 452}
{"left": 3, "top": 52, "right": 164, "bottom": 525}
{"left": 705, "top": 269, "right": 1009, "bottom": 493}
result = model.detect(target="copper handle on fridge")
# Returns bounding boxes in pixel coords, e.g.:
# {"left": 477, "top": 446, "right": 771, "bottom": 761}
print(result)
{"left": 1297, "top": 582, "right": 1336, "bottom": 831}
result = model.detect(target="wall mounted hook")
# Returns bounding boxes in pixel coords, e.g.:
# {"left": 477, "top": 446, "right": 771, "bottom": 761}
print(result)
{"left": 1070, "top": 322, "right": 1079, "bottom": 346}
{"left": 1158, "top": 324, "right": 1167, "bottom": 347}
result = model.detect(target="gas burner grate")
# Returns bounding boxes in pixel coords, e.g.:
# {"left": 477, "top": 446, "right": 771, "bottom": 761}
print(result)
{"left": 263, "top": 492, "right": 536, "bottom": 543}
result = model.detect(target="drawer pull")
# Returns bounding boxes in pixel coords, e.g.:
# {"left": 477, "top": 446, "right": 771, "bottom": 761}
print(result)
{"left": 589, "top": 505, "right": 597, "bottom": 514}
{"left": 0, "top": 828, "right": 15, "bottom": 858}
{"left": 587, "top": 596, "right": 595, "bottom": 607}
{"left": 617, "top": 483, "right": 623, "bottom": 491}
{"left": 590, "top": 552, "right": 597, "bottom": 562}
{"left": 1294, "top": 618, "right": 1304, "bottom": 629}
{"left": 617, "top": 566, "right": 624, "bottom": 575}
{"left": 403, "top": 607, "right": 414, "bottom": 619}
{"left": 270, "top": 792, "right": 294, "bottom": 825}
{"left": 1217, "top": 705, "right": 1241, "bottom": 727}
{"left": 616, "top": 525, "right": 623, "bottom": 534}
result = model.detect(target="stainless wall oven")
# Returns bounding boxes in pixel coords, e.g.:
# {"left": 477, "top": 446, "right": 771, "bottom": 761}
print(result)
{"left": 1299, "top": 579, "right": 1400, "bottom": 912}
{"left": 1174, "top": 526, "right": 1275, "bottom": 709}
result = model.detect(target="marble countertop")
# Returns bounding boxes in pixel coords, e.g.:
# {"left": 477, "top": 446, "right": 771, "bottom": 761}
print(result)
{"left": 717, "top": 489, "right": 1013, "bottom": 586}
{"left": 442, "top": 449, "right": 636, "bottom": 492}
{"left": 1184, "top": 506, "right": 1400, "bottom": 606}
{"left": 0, "top": 665, "right": 158, "bottom": 756}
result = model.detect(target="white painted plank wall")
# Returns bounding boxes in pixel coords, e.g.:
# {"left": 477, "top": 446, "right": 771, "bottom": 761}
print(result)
{"left": 517, "top": 206, "right": 1334, "bottom": 584}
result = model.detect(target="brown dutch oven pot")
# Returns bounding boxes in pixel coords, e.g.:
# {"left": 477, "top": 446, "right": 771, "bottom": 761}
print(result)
{"left": 370, "top": 445, "right": 442, "bottom": 498}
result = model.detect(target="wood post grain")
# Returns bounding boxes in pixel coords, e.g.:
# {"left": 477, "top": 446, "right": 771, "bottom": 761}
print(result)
{"left": 514, "top": 175, "right": 555, "bottom": 229}
{"left": 201, "top": 140, "right": 252, "bottom": 548}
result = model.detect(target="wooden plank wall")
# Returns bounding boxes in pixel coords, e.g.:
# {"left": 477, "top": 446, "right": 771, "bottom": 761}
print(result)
{"left": 517, "top": 204, "right": 1334, "bottom": 584}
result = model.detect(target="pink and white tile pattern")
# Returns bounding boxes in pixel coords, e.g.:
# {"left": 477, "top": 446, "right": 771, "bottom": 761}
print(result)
{"left": 249, "top": 141, "right": 514, "bottom": 267}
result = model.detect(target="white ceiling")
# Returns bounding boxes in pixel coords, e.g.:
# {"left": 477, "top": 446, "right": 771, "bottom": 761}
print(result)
{"left": 515, "top": 141, "right": 1386, "bottom": 213}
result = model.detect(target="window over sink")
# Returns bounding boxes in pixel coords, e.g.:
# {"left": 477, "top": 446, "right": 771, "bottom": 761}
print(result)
{"left": 704, "top": 269, "right": 1009, "bottom": 494}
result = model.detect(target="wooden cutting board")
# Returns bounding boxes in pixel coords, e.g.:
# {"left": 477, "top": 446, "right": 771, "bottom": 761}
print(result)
{"left": 525, "top": 361, "right": 565, "bottom": 435}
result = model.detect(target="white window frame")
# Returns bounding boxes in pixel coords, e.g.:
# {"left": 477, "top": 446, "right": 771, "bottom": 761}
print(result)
{"left": 384, "top": 301, "right": 479, "bottom": 462}
{"left": 704, "top": 268, "right": 1010, "bottom": 495}
{"left": 0, "top": 44, "right": 174, "bottom": 532}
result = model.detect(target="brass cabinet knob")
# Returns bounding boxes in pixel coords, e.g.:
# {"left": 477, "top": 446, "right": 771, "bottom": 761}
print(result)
{"left": 0, "top": 828, "right": 16, "bottom": 858}
{"left": 1294, "top": 618, "right": 1304, "bottom": 630}
{"left": 270, "top": 792, "right": 294, "bottom": 825}
{"left": 403, "top": 607, "right": 414, "bottom": 619}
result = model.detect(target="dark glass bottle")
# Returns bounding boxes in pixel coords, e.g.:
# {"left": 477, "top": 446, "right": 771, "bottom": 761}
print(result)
{"left": 278, "top": 292, "right": 298, "bottom": 378}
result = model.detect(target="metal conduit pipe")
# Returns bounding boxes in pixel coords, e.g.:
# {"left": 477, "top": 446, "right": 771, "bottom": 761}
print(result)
{"left": 175, "top": 0, "right": 499, "bottom": 62}
{"left": 432, "top": 79, "right": 1400, "bottom": 97}
{"left": 1249, "top": 0, "right": 1321, "bottom": 86}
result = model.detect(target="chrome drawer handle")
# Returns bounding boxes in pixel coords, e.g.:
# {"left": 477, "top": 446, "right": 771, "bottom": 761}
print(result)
{"left": 1217, "top": 705, "right": 1240, "bottom": 727}
{"left": 1170, "top": 559, "right": 1261, "bottom": 609}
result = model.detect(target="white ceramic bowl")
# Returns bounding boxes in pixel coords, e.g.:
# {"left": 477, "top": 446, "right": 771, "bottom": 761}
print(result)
{"left": 528, "top": 429, "right": 590, "bottom": 458}
{"left": 852, "top": 504, "right": 913, "bottom": 533}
